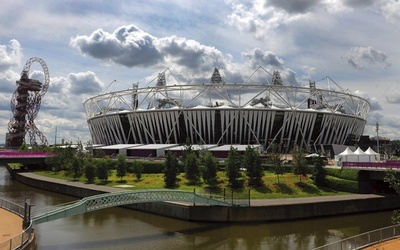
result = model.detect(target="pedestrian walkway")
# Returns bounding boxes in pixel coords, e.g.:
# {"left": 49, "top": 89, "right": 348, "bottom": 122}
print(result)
{"left": 0, "top": 208, "right": 23, "bottom": 243}
{"left": 362, "top": 237, "right": 400, "bottom": 250}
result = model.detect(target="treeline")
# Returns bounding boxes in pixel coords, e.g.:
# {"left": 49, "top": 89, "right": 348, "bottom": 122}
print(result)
{"left": 35, "top": 141, "right": 329, "bottom": 189}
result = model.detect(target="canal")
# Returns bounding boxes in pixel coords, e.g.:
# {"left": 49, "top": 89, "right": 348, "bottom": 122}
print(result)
{"left": 0, "top": 166, "right": 395, "bottom": 249}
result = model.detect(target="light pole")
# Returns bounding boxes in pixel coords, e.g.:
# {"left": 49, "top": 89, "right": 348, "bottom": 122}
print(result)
{"left": 376, "top": 122, "right": 380, "bottom": 160}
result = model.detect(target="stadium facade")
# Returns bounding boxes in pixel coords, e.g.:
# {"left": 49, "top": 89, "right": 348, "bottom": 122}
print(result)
{"left": 83, "top": 68, "right": 370, "bottom": 152}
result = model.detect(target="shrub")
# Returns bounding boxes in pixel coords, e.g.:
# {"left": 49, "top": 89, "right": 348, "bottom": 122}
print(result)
{"left": 201, "top": 151, "right": 218, "bottom": 186}
{"left": 325, "top": 168, "right": 359, "bottom": 181}
{"left": 185, "top": 151, "right": 201, "bottom": 185}
{"left": 163, "top": 151, "right": 179, "bottom": 188}
{"left": 132, "top": 161, "right": 144, "bottom": 180}
{"left": 84, "top": 161, "right": 96, "bottom": 183}
{"left": 325, "top": 176, "right": 358, "bottom": 193}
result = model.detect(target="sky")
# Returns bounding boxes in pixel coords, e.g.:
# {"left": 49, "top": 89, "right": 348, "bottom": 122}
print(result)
{"left": 0, "top": 0, "right": 399, "bottom": 145}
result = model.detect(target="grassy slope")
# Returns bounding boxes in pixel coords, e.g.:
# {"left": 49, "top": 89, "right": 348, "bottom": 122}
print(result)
{"left": 34, "top": 170, "right": 348, "bottom": 199}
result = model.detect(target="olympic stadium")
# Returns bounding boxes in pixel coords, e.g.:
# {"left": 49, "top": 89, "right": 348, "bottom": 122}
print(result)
{"left": 83, "top": 68, "right": 370, "bottom": 153}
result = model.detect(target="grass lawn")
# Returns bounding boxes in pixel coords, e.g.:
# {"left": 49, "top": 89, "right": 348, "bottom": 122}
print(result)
{"left": 34, "top": 170, "right": 348, "bottom": 199}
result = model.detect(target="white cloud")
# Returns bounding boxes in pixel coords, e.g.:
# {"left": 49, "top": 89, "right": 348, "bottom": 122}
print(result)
{"left": 343, "top": 46, "right": 390, "bottom": 70}
{"left": 68, "top": 71, "right": 103, "bottom": 95}
{"left": 354, "top": 90, "right": 382, "bottom": 111}
{"left": 381, "top": 0, "right": 400, "bottom": 23}
{"left": 385, "top": 88, "right": 400, "bottom": 105}
{"left": 0, "top": 40, "right": 21, "bottom": 71}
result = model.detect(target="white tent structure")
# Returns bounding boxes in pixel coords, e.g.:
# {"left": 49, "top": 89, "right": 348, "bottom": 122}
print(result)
{"left": 365, "top": 147, "right": 380, "bottom": 162}
{"left": 354, "top": 147, "right": 370, "bottom": 162}
{"left": 335, "top": 147, "right": 357, "bottom": 165}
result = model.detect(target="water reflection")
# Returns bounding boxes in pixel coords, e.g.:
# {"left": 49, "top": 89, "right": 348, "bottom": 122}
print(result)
{"left": 0, "top": 167, "right": 394, "bottom": 249}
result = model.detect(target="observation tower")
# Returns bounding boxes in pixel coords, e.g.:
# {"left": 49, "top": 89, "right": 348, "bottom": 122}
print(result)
{"left": 7, "top": 57, "right": 50, "bottom": 147}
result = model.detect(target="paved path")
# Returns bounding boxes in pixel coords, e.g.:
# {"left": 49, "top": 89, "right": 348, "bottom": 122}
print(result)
{"left": 362, "top": 238, "right": 400, "bottom": 250}
{"left": 249, "top": 193, "right": 384, "bottom": 206}
{"left": 18, "top": 171, "right": 122, "bottom": 193}
{"left": 0, "top": 209, "right": 22, "bottom": 243}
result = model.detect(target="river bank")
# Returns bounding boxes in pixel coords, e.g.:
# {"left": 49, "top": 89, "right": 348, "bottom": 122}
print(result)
{"left": 6, "top": 164, "right": 400, "bottom": 223}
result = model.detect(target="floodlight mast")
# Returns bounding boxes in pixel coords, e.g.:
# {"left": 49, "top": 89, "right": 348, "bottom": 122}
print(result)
{"left": 6, "top": 57, "right": 50, "bottom": 147}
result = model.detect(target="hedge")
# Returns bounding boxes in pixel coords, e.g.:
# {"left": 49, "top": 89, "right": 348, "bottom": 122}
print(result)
{"left": 127, "top": 160, "right": 185, "bottom": 174}
{"left": 325, "top": 175, "right": 359, "bottom": 193}
{"left": 325, "top": 168, "right": 359, "bottom": 181}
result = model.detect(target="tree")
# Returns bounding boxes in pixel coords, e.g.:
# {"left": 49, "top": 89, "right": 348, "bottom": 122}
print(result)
{"left": 96, "top": 157, "right": 111, "bottom": 182}
{"left": 18, "top": 143, "right": 29, "bottom": 152}
{"left": 132, "top": 161, "right": 144, "bottom": 181}
{"left": 243, "top": 146, "right": 264, "bottom": 187}
{"left": 163, "top": 151, "right": 179, "bottom": 188}
{"left": 116, "top": 154, "right": 127, "bottom": 181}
{"left": 384, "top": 169, "right": 400, "bottom": 223}
{"left": 225, "top": 146, "right": 242, "bottom": 188}
{"left": 269, "top": 143, "right": 284, "bottom": 183}
{"left": 185, "top": 151, "right": 201, "bottom": 184}
{"left": 292, "top": 146, "right": 308, "bottom": 182}
{"left": 84, "top": 160, "right": 96, "bottom": 183}
{"left": 183, "top": 137, "right": 194, "bottom": 161}
{"left": 312, "top": 154, "right": 327, "bottom": 187}
{"left": 69, "top": 156, "right": 84, "bottom": 181}
{"left": 202, "top": 151, "right": 218, "bottom": 186}
{"left": 45, "top": 144, "right": 75, "bottom": 172}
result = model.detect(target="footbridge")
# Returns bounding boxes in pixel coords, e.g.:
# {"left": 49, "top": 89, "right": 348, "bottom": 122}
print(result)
{"left": 32, "top": 189, "right": 235, "bottom": 224}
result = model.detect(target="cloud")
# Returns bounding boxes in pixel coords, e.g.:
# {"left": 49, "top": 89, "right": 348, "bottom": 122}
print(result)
{"left": 0, "top": 39, "right": 22, "bottom": 71}
{"left": 70, "top": 25, "right": 163, "bottom": 67}
{"left": 70, "top": 24, "right": 229, "bottom": 73}
{"left": 242, "top": 48, "right": 285, "bottom": 69}
{"left": 301, "top": 65, "right": 316, "bottom": 80}
{"left": 381, "top": 0, "right": 400, "bottom": 23}
{"left": 343, "top": 46, "right": 391, "bottom": 70}
{"left": 354, "top": 90, "right": 382, "bottom": 111}
{"left": 226, "top": 0, "right": 394, "bottom": 42}
{"left": 67, "top": 71, "right": 103, "bottom": 95}
{"left": 385, "top": 88, "right": 400, "bottom": 104}
{"left": 0, "top": 69, "right": 19, "bottom": 93}
{"left": 341, "top": 0, "right": 376, "bottom": 8}
{"left": 263, "top": 0, "right": 319, "bottom": 14}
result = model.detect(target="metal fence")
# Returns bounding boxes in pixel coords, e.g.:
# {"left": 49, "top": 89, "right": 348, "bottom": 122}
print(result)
{"left": 314, "top": 224, "right": 400, "bottom": 250}
{"left": 0, "top": 198, "right": 34, "bottom": 250}
{"left": 194, "top": 188, "right": 250, "bottom": 207}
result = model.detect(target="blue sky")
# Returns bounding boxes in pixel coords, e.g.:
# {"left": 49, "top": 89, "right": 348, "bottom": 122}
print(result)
{"left": 0, "top": 0, "right": 399, "bottom": 145}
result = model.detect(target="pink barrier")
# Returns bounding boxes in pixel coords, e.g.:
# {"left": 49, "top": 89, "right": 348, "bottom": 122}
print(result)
{"left": 0, "top": 151, "right": 54, "bottom": 158}
{"left": 342, "top": 161, "right": 400, "bottom": 169}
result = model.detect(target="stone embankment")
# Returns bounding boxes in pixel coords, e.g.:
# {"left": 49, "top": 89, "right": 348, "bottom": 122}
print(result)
{"left": 6, "top": 165, "right": 400, "bottom": 223}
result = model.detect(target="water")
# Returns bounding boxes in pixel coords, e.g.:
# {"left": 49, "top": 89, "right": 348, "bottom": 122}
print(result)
{"left": 0, "top": 166, "right": 394, "bottom": 249}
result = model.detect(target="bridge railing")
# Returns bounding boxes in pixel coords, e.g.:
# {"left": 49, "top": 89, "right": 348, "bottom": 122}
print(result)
{"left": 342, "top": 161, "right": 400, "bottom": 169}
{"left": 0, "top": 151, "right": 54, "bottom": 158}
{"left": 0, "top": 198, "right": 34, "bottom": 250}
{"left": 313, "top": 224, "right": 400, "bottom": 249}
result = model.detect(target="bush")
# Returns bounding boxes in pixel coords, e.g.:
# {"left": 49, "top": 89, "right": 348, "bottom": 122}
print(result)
{"left": 325, "top": 176, "right": 358, "bottom": 193}
{"left": 84, "top": 161, "right": 96, "bottom": 183}
{"left": 163, "top": 152, "right": 179, "bottom": 188}
{"left": 325, "top": 168, "right": 359, "bottom": 181}
{"left": 140, "top": 161, "right": 165, "bottom": 173}
{"left": 132, "top": 161, "right": 144, "bottom": 180}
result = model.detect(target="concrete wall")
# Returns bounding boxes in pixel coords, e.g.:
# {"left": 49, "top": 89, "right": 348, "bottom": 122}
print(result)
{"left": 129, "top": 195, "right": 400, "bottom": 222}
{"left": 6, "top": 165, "right": 400, "bottom": 223}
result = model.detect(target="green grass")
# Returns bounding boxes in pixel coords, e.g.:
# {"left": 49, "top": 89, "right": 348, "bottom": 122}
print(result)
{"left": 33, "top": 170, "right": 349, "bottom": 199}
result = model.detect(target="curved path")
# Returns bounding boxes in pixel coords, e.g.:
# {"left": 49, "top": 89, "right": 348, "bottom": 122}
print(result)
{"left": 0, "top": 208, "right": 23, "bottom": 243}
